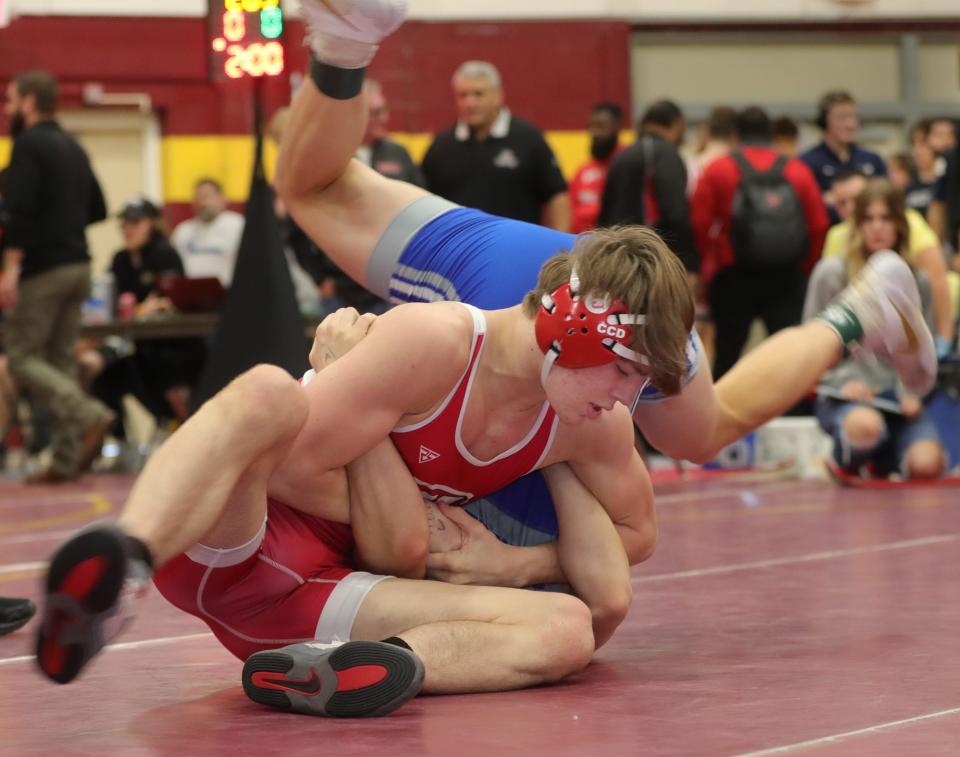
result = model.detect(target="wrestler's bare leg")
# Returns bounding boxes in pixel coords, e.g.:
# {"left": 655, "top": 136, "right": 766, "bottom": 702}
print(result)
{"left": 636, "top": 323, "right": 841, "bottom": 463}
{"left": 275, "top": 69, "right": 427, "bottom": 289}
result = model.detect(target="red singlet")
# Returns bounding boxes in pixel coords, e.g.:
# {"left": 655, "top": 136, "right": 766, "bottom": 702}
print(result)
{"left": 390, "top": 305, "right": 558, "bottom": 506}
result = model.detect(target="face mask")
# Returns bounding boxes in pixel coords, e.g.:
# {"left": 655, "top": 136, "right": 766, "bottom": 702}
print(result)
{"left": 9, "top": 112, "right": 25, "bottom": 138}
{"left": 590, "top": 134, "right": 618, "bottom": 160}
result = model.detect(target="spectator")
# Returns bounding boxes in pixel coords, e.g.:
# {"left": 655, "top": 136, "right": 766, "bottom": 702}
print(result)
{"left": 421, "top": 60, "right": 570, "bottom": 231}
{"left": 928, "top": 117, "right": 957, "bottom": 161}
{"left": 772, "top": 116, "right": 800, "bottom": 158}
{"left": 691, "top": 106, "right": 828, "bottom": 379}
{"left": 90, "top": 198, "right": 206, "bottom": 433}
{"left": 805, "top": 181, "right": 944, "bottom": 481}
{"left": 170, "top": 178, "right": 244, "bottom": 287}
{"left": 904, "top": 120, "right": 944, "bottom": 219}
{"left": 567, "top": 101, "right": 624, "bottom": 234}
{"left": 943, "top": 130, "right": 960, "bottom": 252}
{"left": 0, "top": 70, "right": 114, "bottom": 483}
{"left": 800, "top": 90, "right": 886, "bottom": 223}
{"left": 687, "top": 105, "right": 738, "bottom": 195}
{"left": 823, "top": 174, "right": 954, "bottom": 355}
{"left": 887, "top": 152, "right": 911, "bottom": 193}
{"left": 357, "top": 79, "right": 423, "bottom": 186}
{"left": 599, "top": 99, "right": 700, "bottom": 276}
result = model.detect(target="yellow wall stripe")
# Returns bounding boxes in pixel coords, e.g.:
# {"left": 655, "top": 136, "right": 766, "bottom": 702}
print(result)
{"left": 2, "top": 130, "right": 636, "bottom": 205}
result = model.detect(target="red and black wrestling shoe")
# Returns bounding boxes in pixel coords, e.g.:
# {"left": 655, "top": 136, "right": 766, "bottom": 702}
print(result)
{"left": 35, "top": 523, "right": 152, "bottom": 684}
{"left": 243, "top": 640, "right": 425, "bottom": 717}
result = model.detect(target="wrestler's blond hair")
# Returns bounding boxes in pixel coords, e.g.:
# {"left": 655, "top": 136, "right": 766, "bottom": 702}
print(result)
{"left": 522, "top": 226, "right": 694, "bottom": 396}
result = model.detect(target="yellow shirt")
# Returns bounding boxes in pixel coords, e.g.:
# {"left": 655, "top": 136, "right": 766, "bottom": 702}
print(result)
{"left": 821, "top": 208, "right": 939, "bottom": 264}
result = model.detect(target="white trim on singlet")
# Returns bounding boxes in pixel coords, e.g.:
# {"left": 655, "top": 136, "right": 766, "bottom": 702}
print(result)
{"left": 455, "top": 390, "right": 555, "bottom": 468}
{"left": 393, "top": 303, "right": 486, "bottom": 433}
{"left": 192, "top": 547, "right": 389, "bottom": 647}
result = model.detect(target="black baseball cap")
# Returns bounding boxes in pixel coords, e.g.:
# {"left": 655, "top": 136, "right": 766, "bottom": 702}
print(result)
{"left": 118, "top": 196, "right": 160, "bottom": 221}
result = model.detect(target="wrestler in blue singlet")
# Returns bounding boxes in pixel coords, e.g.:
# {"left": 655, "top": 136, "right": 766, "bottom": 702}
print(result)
{"left": 365, "top": 196, "right": 701, "bottom": 584}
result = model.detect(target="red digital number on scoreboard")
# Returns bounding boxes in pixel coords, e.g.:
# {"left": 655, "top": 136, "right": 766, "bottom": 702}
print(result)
{"left": 208, "top": 0, "right": 285, "bottom": 80}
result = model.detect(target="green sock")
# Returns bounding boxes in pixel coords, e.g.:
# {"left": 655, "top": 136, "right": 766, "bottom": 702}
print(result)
{"left": 816, "top": 302, "right": 864, "bottom": 347}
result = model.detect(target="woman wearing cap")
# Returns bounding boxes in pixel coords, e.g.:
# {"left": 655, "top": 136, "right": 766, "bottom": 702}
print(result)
{"left": 84, "top": 198, "right": 205, "bottom": 442}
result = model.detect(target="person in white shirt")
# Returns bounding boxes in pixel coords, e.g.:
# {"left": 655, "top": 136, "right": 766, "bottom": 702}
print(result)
{"left": 170, "top": 178, "right": 244, "bottom": 287}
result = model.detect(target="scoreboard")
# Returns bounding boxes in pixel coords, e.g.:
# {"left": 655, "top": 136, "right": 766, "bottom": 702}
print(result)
{"left": 208, "top": 0, "right": 285, "bottom": 80}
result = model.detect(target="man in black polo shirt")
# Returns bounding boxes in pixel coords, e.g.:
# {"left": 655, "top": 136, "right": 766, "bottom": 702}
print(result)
{"left": 421, "top": 60, "right": 570, "bottom": 231}
{"left": 1, "top": 70, "right": 114, "bottom": 483}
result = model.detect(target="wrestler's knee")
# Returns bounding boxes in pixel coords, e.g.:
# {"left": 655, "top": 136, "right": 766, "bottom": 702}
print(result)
{"left": 220, "top": 364, "right": 308, "bottom": 439}
{"left": 529, "top": 594, "right": 595, "bottom": 681}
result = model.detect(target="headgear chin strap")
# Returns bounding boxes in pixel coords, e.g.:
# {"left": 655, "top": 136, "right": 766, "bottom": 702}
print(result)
{"left": 534, "top": 269, "right": 648, "bottom": 387}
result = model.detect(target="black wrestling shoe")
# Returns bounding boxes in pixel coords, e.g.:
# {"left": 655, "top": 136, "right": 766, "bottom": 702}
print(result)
{"left": 243, "top": 640, "right": 425, "bottom": 717}
{"left": 0, "top": 597, "right": 37, "bottom": 636}
{"left": 35, "top": 522, "right": 151, "bottom": 684}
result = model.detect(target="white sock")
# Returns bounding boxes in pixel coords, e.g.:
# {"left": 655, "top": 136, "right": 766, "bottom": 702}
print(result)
{"left": 300, "top": 0, "right": 408, "bottom": 69}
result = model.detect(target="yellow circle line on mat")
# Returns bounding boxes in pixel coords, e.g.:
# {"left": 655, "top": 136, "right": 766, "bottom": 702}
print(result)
{"left": 0, "top": 494, "right": 113, "bottom": 534}
{"left": 0, "top": 569, "right": 43, "bottom": 583}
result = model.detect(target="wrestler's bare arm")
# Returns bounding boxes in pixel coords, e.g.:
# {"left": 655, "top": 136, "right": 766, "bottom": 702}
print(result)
{"left": 269, "top": 304, "right": 468, "bottom": 516}
{"left": 543, "top": 462, "right": 632, "bottom": 649}
{"left": 563, "top": 408, "right": 659, "bottom": 568}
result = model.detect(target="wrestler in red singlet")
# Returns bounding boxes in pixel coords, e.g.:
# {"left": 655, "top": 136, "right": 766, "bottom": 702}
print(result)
{"left": 154, "top": 306, "right": 559, "bottom": 661}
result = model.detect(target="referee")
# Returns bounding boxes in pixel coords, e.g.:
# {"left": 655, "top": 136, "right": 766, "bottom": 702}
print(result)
{"left": 422, "top": 61, "right": 570, "bottom": 232}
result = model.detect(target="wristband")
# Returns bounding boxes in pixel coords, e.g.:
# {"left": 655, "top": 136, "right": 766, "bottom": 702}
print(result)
{"left": 310, "top": 58, "right": 365, "bottom": 101}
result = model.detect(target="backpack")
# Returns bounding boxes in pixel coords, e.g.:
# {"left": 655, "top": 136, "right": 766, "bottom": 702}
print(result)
{"left": 729, "top": 151, "right": 809, "bottom": 271}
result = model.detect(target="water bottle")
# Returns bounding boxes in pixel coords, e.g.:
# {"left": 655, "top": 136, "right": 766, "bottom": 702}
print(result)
{"left": 84, "top": 272, "right": 115, "bottom": 324}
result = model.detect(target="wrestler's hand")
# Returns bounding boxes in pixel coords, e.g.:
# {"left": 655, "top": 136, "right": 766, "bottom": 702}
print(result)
{"left": 426, "top": 504, "right": 517, "bottom": 587}
{"left": 424, "top": 500, "right": 465, "bottom": 552}
{"left": 309, "top": 307, "right": 377, "bottom": 372}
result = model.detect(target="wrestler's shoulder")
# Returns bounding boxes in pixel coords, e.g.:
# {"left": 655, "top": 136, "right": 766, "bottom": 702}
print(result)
{"left": 374, "top": 302, "right": 477, "bottom": 359}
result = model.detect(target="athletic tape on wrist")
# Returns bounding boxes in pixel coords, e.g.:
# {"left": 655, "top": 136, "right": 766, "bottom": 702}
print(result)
{"left": 310, "top": 58, "right": 366, "bottom": 100}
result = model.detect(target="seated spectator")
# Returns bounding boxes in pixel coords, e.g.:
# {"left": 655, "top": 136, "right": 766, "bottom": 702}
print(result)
{"left": 89, "top": 198, "right": 206, "bottom": 436}
{"left": 568, "top": 101, "right": 624, "bottom": 234}
{"left": 804, "top": 180, "right": 945, "bottom": 481}
{"left": 822, "top": 172, "right": 954, "bottom": 355}
{"left": 772, "top": 116, "right": 800, "bottom": 158}
{"left": 170, "top": 178, "right": 244, "bottom": 287}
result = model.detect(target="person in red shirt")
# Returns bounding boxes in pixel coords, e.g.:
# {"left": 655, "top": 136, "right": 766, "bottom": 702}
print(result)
{"left": 568, "top": 102, "right": 624, "bottom": 234}
{"left": 691, "top": 106, "right": 828, "bottom": 378}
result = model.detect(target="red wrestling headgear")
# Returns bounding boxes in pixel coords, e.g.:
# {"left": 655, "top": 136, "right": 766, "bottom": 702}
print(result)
{"left": 534, "top": 270, "right": 647, "bottom": 387}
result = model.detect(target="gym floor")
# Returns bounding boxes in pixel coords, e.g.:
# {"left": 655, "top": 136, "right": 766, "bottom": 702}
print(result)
{"left": 2, "top": 473, "right": 959, "bottom": 756}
